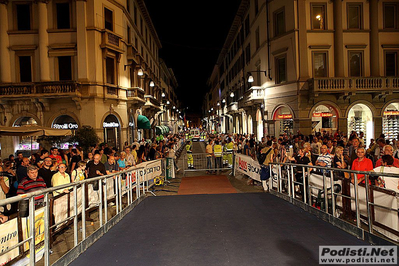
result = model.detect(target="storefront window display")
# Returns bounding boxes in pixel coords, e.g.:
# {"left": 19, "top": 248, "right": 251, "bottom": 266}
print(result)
{"left": 103, "top": 114, "right": 121, "bottom": 149}
{"left": 273, "top": 107, "right": 293, "bottom": 136}
{"left": 347, "top": 104, "right": 374, "bottom": 146}
{"left": 13, "top": 117, "right": 39, "bottom": 152}
{"left": 312, "top": 105, "right": 338, "bottom": 134}
{"left": 383, "top": 103, "right": 399, "bottom": 141}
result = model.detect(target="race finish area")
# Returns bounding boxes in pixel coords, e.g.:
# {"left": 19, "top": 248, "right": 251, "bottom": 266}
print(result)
{"left": 70, "top": 193, "right": 367, "bottom": 266}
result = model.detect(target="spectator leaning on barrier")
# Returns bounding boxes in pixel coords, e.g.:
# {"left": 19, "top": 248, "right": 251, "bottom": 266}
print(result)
{"left": 104, "top": 155, "right": 119, "bottom": 175}
{"left": 315, "top": 145, "right": 332, "bottom": 169}
{"left": 375, "top": 145, "right": 399, "bottom": 168}
{"left": 372, "top": 155, "right": 399, "bottom": 191}
{"left": 0, "top": 164, "right": 10, "bottom": 215}
{"left": 38, "top": 157, "right": 57, "bottom": 188}
{"left": 351, "top": 147, "right": 374, "bottom": 184}
{"left": 16, "top": 157, "right": 30, "bottom": 183}
{"left": 51, "top": 163, "right": 71, "bottom": 196}
{"left": 17, "top": 165, "right": 47, "bottom": 202}
{"left": 71, "top": 161, "right": 87, "bottom": 182}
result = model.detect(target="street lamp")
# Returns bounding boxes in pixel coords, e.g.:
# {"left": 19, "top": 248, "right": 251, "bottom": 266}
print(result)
{"left": 173, "top": 106, "right": 176, "bottom": 109}
{"left": 217, "top": 102, "right": 220, "bottom": 106}
{"left": 222, "top": 99, "right": 226, "bottom": 103}
{"left": 138, "top": 69, "right": 144, "bottom": 76}
{"left": 247, "top": 70, "right": 267, "bottom": 83}
{"left": 161, "top": 91, "right": 165, "bottom": 98}
{"left": 230, "top": 91, "right": 234, "bottom": 98}
{"left": 149, "top": 80, "right": 155, "bottom": 87}
{"left": 166, "top": 100, "right": 170, "bottom": 105}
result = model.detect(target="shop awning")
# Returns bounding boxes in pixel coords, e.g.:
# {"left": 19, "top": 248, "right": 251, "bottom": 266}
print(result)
{"left": 137, "top": 115, "right": 151, "bottom": 129}
{"left": 0, "top": 125, "right": 72, "bottom": 137}
{"left": 155, "top": 125, "right": 170, "bottom": 135}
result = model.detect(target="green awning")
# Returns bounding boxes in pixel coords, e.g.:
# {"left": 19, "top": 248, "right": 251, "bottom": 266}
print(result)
{"left": 137, "top": 115, "right": 151, "bottom": 129}
{"left": 155, "top": 126, "right": 163, "bottom": 135}
{"left": 155, "top": 125, "right": 170, "bottom": 135}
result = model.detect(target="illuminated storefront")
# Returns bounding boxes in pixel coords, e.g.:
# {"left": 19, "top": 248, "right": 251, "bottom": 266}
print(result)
{"left": 273, "top": 107, "right": 293, "bottom": 136}
{"left": 347, "top": 104, "right": 374, "bottom": 146}
{"left": 312, "top": 105, "right": 338, "bottom": 134}
{"left": 103, "top": 115, "right": 121, "bottom": 149}
{"left": 383, "top": 103, "right": 399, "bottom": 141}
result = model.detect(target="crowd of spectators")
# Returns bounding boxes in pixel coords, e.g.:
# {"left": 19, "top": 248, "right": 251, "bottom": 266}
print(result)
{"left": 0, "top": 133, "right": 184, "bottom": 223}
{"left": 205, "top": 130, "right": 399, "bottom": 191}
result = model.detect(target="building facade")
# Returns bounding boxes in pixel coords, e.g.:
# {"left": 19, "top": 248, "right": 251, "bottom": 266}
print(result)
{"left": 0, "top": 0, "right": 181, "bottom": 156}
{"left": 204, "top": 0, "right": 399, "bottom": 145}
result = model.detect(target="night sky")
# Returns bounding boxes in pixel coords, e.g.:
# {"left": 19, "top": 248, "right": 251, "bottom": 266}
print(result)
{"left": 145, "top": 1, "right": 242, "bottom": 114}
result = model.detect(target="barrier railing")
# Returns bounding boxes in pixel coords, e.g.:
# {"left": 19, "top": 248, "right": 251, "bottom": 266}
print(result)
{"left": 269, "top": 162, "right": 399, "bottom": 244}
{"left": 0, "top": 158, "right": 166, "bottom": 266}
{"left": 183, "top": 152, "right": 234, "bottom": 173}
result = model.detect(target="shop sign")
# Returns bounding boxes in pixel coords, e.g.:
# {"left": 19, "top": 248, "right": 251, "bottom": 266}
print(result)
{"left": 52, "top": 123, "right": 79, "bottom": 129}
{"left": 277, "top": 114, "right": 292, "bottom": 119}
{"left": 103, "top": 122, "right": 119, "bottom": 128}
{"left": 313, "top": 112, "right": 333, "bottom": 118}
{"left": 18, "top": 143, "right": 39, "bottom": 150}
{"left": 383, "top": 111, "right": 399, "bottom": 116}
{"left": 129, "top": 122, "right": 134, "bottom": 127}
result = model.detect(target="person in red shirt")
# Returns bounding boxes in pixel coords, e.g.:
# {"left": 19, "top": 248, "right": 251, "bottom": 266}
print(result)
{"left": 375, "top": 145, "right": 399, "bottom": 168}
{"left": 49, "top": 147, "right": 63, "bottom": 165}
{"left": 351, "top": 147, "right": 374, "bottom": 184}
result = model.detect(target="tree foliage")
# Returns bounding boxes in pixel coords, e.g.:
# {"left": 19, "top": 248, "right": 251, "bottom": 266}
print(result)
{"left": 70, "top": 126, "right": 100, "bottom": 157}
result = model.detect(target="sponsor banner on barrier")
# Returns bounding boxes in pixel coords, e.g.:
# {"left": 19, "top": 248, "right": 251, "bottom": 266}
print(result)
{"left": 0, "top": 218, "right": 19, "bottom": 266}
{"left": 21, "top": 208, "right": 45, "bottom": 262}
{"left": 134, "top": 160, "right": 162, "bottom": 182}
{"left": 235, "top": 153, "right": 261, "bottom": 182}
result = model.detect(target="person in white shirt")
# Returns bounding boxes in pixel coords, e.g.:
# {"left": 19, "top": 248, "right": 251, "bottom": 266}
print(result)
{"left": 372, "top": 155, "right": 399, "bottom": 192}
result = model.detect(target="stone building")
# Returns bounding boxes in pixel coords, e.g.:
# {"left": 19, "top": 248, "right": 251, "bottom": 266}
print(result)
{"left": 0, "top": 0, "right": 181, "bottom": 156}
{"left": 204, "top": 0, "right": 399, "bottom": 145}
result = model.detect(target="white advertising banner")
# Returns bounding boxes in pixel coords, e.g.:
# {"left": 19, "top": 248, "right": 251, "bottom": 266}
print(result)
{"left": 0, "top": 218, "right": 19, "bottom": 266}
{"left": 235, "top": 153, "right": 262, "bottom": 182}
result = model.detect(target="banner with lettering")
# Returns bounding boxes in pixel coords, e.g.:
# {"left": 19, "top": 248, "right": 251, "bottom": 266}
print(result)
{"left": 0, "top": 218, "right": 19, "bottom": 266}
{"left": 235, "top": 154, "right": 262, "bottom": 182}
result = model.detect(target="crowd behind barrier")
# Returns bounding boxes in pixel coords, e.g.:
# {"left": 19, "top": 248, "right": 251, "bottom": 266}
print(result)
{"left": 0, "top": 132, "right": 183, "bottom": 266}
{"left": 0, "top": 158, "right": 165, "bottom": 266}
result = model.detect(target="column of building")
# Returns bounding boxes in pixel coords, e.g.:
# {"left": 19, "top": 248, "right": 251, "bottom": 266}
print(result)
{"left": 0, "top": 1, "right": 11, "bottom": 83}
{"left": 38, "top": 1, "right": 50, "bottom": 81}
{"left": 76, "top": 0, "right": 88, "bottom": 81}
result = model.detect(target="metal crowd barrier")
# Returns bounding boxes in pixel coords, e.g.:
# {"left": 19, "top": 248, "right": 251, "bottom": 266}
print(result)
{"left": 269, "top": 162, "right": 399, "bottom": 244}
{"left": 182, "top": 152, "right": 233, "bottom": 173}
{"left": 0, "top": 158, "right": 166, "bottom": 266}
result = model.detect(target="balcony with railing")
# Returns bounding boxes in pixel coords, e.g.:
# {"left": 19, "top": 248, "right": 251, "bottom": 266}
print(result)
{"left": 310, "top": 77, "right": 399, "bottom": 96}
{"left": 144, "top": 95, "right": 161, "bottom": 110}
{"left": 227, "top": 102, "right": 238, "bottom": 114}
{"left": 101, "top": 29, "right": 123, "bottom": 53}
{"left": 238, "top": 86, "right": 264, "bottom": 108}
{"left": 0, "top": 82, "right": 79, "bottom": 98}
{"left": 126, "top": 87, "right": 145, "bottom": 104}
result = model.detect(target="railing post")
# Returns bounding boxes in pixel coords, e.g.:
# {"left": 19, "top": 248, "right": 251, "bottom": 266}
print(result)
{"left": 104, "top": 178, "right": 108, "bottom": 223}
{"left": 29, "top": 196, "right": 36, "bottom": 265}
{"left": 303, "top": 166, "right": 307, "bottom": 204}
{"left": 278, "top": 164, "right": 282, "bottom": 193}
{"left": 115, "top": 176, "right": 119, "bottom": 214}
{"left": 81, "top": 182, "right": 86, "bottom": 240}
{"left": 73, "top": 185, "right": 78, "bottom": 246}
{"left": 323, "top": 171, "right": 329, "bottom": 214}
{"left": 119, "top": 174, "right": 123, "bottom": 213}
{"left": 99, "top": 177, "right": 103, "bottom": 227}
{"left": 353, "top": 174, "right": 361, "bottom": 228}
{"left": 287, "top": 165, "right": 292, "bottom": 198}
{"left": 330, "top": 170, "right": 336, "bottom": 217}
{"left": 44, "top": 193, "right": 50, "bottom": 266}
{"left": 364, "top": 174, "right": 373, "bottom": 234}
